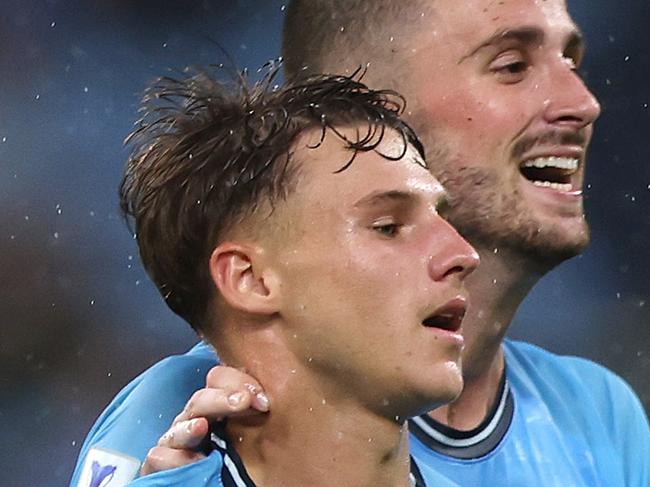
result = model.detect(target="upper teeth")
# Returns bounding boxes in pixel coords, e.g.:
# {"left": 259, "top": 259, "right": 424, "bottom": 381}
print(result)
{"left": 522, "top": 156, "right": 578, "bottom": 170}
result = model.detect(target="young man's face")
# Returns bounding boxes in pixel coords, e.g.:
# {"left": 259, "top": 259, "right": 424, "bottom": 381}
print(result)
{"left": 268, "top": 128, "right": 479, "bottom": 418}
{"left": 402, "top": 0, "right": 601, "bottom": 261}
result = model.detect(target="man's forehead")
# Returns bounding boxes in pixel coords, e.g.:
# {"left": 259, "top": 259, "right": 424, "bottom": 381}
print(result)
{"left": 422, "top": 0, "right": 574, "bottom": 38}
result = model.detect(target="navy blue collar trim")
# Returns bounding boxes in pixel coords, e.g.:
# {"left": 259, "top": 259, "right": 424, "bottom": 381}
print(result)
{"left": 408, "top": 371, "right": 514, "bottom": 460}
{"left": 210, "top": 426, "right": 427, "bottom": 486}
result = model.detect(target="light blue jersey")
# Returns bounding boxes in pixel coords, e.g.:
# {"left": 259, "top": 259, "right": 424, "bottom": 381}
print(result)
{"left": 409, "top": 340, "right": 650, "bottom": 486}
{"left": 70, "top": 339, "right": 650, "bottom": 486}
{"left": 69, "top": 342, "right": 217, "bottom": 487}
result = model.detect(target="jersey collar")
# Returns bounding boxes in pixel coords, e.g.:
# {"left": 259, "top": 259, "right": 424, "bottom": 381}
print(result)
{"left": 211, "top": 430, "right": 427, "bottom": 486}
{"left": 408, "top": 370, "right": 514, "bottom": 460}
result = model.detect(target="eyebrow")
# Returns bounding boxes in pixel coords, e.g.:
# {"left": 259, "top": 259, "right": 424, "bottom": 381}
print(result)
{"left": 459, "top": 25, "right": 584, "bottom": 64}
{"left": 353, "top": 188, "right": 448, "bottom": 211}
{"left": 353, "top": 190, "right": 415, "bottom": 209}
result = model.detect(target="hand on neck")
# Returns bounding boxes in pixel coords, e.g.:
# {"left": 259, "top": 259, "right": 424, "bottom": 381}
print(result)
{"left": 225, "top": 367, "right": 414, "bottom": 487}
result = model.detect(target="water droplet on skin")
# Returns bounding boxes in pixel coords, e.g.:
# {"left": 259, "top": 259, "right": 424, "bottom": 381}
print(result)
{"left": 321, "top": 398, "right": 327, "bottom": 405}
{"left": 238, "top": 436, "right": 243, "bottom": 442}
{"left": 493, "top": 248, "right": 499, "bottom": 254}
{"left": 290, "top": 369, "right": 296, "bottom": 374}
{"left": 492, "top": 279, "right": 497, "bottom": 284}
{"left": 308, "top": 407, "right": 313, "bottom": 412}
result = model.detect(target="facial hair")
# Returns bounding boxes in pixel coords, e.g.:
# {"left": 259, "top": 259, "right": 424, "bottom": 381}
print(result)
{"left": 431, "top": 161, "right": 590, "bottom": 268}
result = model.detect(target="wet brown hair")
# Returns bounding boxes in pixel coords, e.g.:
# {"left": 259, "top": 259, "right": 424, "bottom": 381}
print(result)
{"left": 120, "top": 64, "right": 425, "bottom": 333}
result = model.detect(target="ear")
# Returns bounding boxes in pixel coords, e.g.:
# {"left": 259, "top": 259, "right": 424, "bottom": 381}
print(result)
{"left": 209, "top": 242, "right": 281, "bottom": 315}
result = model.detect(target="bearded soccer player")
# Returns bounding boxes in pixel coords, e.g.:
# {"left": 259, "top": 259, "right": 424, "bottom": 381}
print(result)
{"left": 70, "top": 0, "right": 650, "bottom": 486}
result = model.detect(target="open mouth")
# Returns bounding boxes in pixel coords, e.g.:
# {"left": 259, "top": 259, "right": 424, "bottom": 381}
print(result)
{"left": 422, "top": 301, "right": 466, "bottom": 332}
{"left": 519, "top": 156, "right": 579, "bottom": 193}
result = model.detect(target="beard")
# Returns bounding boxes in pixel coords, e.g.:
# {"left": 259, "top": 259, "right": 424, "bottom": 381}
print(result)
{"left": 432, "top": 164, "right": 590, "bottom": 268}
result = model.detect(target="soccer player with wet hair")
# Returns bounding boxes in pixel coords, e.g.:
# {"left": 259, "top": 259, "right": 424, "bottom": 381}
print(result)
{"left": 73, "top": 65, "right": 478, "bottom": 487}
{"left": 71, "top": 0, "right": 650, "bottom": 485}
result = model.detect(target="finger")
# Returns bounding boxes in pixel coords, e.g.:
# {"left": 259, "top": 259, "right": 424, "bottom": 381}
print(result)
{"left": 158, "top": 417, "right": 209, "bottom": 450}
{"left": 140, "top": 446, "right": 205, "bottom": 476}
{"left": 174, "top": 387, "right": 259, "bottom": 425}
{"left": 205, "top": 366, "right": 270, "bottom": 412}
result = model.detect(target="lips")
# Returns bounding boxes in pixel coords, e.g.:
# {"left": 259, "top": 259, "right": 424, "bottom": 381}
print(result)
{"left": 422, "top": 298, "right": 467, "bottom": 332}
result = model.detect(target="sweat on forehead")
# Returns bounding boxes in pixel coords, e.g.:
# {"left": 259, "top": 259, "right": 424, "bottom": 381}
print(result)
{"left": 119, "top": 64, "right": 424, "bottom": 333}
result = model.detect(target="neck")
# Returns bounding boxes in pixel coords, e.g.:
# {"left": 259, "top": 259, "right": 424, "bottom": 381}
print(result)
{"left": 429, "top": 246, "right": 547, "bottom": 430}
{"left": 221, "top": 336, "right": 413, "bottom": 487}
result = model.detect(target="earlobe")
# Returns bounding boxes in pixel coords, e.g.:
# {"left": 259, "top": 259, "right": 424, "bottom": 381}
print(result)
{"left": 209, "top": 243, "right": 280, "bottom": 315}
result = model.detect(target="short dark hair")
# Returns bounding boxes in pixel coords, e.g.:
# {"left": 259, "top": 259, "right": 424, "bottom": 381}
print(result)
{"left": 283, "top": 0, "right": 427, "bottom": 80}
{"left": 120, "top": 64, "right": 425, "bottom": 333}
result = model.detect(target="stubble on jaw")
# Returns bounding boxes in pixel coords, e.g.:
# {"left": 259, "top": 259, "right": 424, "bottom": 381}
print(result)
{"left": 430, "top": 160, "right": 589, "bottom": 267}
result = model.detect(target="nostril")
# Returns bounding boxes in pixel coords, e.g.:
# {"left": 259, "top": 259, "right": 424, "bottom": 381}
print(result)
{"left": 443, "top": 265, "right": 465, "bottom": 279}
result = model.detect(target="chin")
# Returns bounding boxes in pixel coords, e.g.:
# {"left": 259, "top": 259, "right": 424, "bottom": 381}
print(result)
{"left": 406, "top": 365, "right": 464, "bottom": 417}
{"left": 522, "top": 220, "right": 590, "bottom": 267}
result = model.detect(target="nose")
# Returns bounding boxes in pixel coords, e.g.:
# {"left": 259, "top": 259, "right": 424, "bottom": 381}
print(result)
{"left": 428, "top": 219, "right": 480, "bottom": 282}
{"left": 543, "top": 61, "right": 601, "bottom": 129}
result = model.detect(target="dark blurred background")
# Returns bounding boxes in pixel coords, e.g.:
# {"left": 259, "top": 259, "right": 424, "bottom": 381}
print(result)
{"left": 0, "top": 1, "right": 648, "bottom": 485}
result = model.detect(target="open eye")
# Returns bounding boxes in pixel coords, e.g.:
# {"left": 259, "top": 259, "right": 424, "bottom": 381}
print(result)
{"left": 372, "top": 221, "right": 402, "bottom": 237}
{"left": 490, "top": 51, "right": 529, "bottom": 83}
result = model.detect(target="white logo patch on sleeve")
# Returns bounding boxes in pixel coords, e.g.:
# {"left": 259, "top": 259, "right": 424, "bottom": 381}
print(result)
{"left": 76, "top": 447, "right": 141, "bottom": 487}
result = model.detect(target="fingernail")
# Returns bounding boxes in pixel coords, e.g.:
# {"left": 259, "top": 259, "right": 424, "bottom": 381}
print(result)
{"left": 186, "top": 419, "right": 197, "bottom": 434}
{"left": 228, "top": 391, "right": 246, "bottom": 407}
{"left": 255, "top": 392, "right": 270, "bottom": 411}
